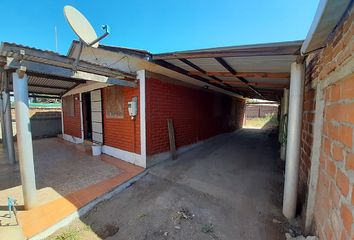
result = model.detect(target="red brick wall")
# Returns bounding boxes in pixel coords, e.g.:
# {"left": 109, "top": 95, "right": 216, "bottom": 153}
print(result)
{"left": 102, "top": 86, "right": 141, "bottom": 154}
{"left": 62, "top": 93, "right": 81, "bottom": 138}
{"left": 146, "top": 77, "right": 245, "bottom": 156}
{"left": 298, "top": 62, "right": 316, "bottom": 213}
{"left": 300, "top": 9, "right": 353, "bottom": 239}
{"left": 316, "top": 74, "right": 354, "bottom": 239}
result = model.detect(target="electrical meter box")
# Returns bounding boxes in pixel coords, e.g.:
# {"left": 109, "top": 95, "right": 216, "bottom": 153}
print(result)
{"left": 128, "top": 97, "right": 138, "bottom": 119}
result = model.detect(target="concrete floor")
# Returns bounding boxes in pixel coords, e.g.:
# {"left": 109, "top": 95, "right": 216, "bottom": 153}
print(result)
{"left": 49, "top": 128, "right": 287, "bottom": 240}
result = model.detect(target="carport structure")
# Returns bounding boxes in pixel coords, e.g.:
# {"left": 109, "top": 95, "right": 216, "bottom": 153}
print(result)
{"left": 151, "top": 40, "right": 302, "bottom": 101}
{"left": 149, "top": 41, "right": 305, "bottom": 219}
{"left": 0, "top": 42, "right": 137, "bottom": 210}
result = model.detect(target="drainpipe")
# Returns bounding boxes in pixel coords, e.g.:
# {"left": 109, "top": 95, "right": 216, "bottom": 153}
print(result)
{"left": 2, "top": 72, "right": 16, "bottom": 164}
{"left": 0, "top": 94, "right": 6, "bottom": 150}
{"left": 280, "top": 88, "right": 289, "bottom": 161}
{"left": 3, "top": 89, "right": 16, "bottom": 164}
{"left": 13, "top": 70, "right": 38, "bottom": 210}
{"left": 282, "top": 62, "right": 304, "bottom": 219}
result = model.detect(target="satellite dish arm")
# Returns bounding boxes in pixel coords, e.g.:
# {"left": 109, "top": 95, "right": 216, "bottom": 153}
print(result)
{"left": 73, "top": 41, "right": 83, "bottom": 70}
{"left": 89, "top": 25, "right": 110, "bottom": 47}
{"left": 72, "top": 25, "right": 109, "bottom": 71}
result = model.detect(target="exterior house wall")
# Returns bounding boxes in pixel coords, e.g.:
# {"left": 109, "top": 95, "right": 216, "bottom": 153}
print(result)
{"left": 62, "top": 93, "right": 81, "bottom": 139}
{"left": 146, "top": 76, "right": 245, "bottom": 157}
{"left": 300, "top": 9, "right": 354, "bottom": 239}
{"left": 102, "top": 86, "right": 141, "bottom": 154}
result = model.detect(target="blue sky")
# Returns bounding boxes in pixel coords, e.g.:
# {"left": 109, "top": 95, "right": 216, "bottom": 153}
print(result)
{"left": 1, "top": 0, "right": 319, "bottom": 54}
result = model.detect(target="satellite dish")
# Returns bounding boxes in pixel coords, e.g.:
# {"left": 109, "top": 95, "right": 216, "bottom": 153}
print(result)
{"left": 64, "top": 5, "right": 110, "bottom": 69}
{"left": 64, "top": 5, "right": 99, "bottom": 47}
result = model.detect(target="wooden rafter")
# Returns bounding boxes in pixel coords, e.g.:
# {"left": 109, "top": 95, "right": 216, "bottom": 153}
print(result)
{"left": 178, "top": 58, "right": 239, "bottom": 91}
{"left": 209, "top": 80, "right": 289, "bottom": 88}
{"left": 214, "top": 57, "right": 264, "bottom": 99}
{"left": 188, "top": 71, "right": 290, "bottom": 79}
{"left": 152, "top": 59, "right": 243, "bottom": 96}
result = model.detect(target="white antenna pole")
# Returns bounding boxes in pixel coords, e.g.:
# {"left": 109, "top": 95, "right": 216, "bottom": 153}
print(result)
{"left": 54, "top": 26, "right": 58, "bottom": 52}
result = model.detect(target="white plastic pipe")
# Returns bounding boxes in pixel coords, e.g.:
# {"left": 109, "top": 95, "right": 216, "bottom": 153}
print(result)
{"left": 280, "top": 88, "right": 289, "bottom": 161}
{"left": 0, "top": 95, "right": 6, "bottom": 150}
{"left": 2, "top": 90, "right": 16, "bottom": 164}
{"left": 13, "top": 71, "right": 37, "bottom": 210}
{"left": 283, "top": 62, "right": 304, "bottom": 219}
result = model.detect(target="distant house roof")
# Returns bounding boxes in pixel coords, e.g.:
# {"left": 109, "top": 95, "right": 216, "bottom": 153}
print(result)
{"left": 68, "top": 40, "right": 151, "bottom": 60}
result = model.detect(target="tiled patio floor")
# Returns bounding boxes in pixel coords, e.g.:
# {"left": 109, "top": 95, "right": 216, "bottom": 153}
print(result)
{"left": 0, "top": 138, "right": 123, "bottom": 206}
{"left": 0, "top": 138, "right": 144, "bottom": 239}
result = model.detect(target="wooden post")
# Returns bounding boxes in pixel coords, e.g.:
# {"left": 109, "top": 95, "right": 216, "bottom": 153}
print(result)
{"left": 167, "top": 119, "right": 176, "bottom": 160}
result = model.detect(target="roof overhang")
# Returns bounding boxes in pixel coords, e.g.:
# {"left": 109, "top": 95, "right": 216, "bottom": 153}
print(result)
{"left": 0, "top": 42, "right": 137, "bottom": 97}
{"left": 151, "top": 41, "right": 303, "bottom": 101}
{"left": 68, "top": 40, "right": 304, "bottom": 101}
{"left": 301, "top": 0, "right": 353, "bottom": 54}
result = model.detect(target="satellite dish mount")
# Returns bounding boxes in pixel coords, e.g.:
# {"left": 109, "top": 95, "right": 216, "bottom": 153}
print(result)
{"left": 64, "top": 5, "right": 110, "bottom": 69}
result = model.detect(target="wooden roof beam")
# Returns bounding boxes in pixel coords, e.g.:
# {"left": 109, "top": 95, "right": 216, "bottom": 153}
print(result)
{"left": 214, "top": 57, "right": 264, "bottom": 99}
{"left": 188, "top": 71, "right": 290, "bottom": 79}
{"left": 178, "top": 58, "right": 238, "bottom": 91}
{"left": 152, "top": 59, "right": 243, "bottom": 96}
{"left": 209, "top": 80, "right": 289, "bottom": 88}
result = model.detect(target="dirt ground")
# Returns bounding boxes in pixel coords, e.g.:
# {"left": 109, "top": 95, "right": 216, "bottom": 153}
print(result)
{"left": 48, "top": 128, "right": 288, "bottom": 240}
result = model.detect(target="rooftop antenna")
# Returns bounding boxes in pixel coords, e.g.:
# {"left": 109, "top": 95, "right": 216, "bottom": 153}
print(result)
{"left": 64, "top": 5, "right": 110, "bottom": 69}
{"left": 54, "top": 26, "right": 58, "bottom": 52}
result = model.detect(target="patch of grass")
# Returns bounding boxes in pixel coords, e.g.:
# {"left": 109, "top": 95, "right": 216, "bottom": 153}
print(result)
{"left": 201, "top": 223, "right": 214, "bottom": 234}
{"left": 50, "top": 228, "right": 80, "bottom": 240}
{"left": 138, "top": 213, "right": 147, "bottom": 219}
{"left": 49, "top": 225, "right": 92, "bottom": 240}
{"left": 244, "top": 113, "right": 278, "bottom": 129}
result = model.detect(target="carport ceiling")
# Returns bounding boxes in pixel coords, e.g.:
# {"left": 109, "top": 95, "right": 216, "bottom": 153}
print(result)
{"left": 152, "top": 40, "right": 303, "bottom": 101}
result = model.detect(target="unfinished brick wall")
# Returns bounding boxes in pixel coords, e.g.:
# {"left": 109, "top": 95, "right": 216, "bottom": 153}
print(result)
{"left": 62, "top": 93, "right": 81, "bottom": 138}
{"left": 299, "top": 8, "right": 354, "bottom": 239}
{"left": 298, "top": 58, "right": 317, "bottom": 213}
{"left": 146, "top": 77, "right": 245, "bottom": 156}
{"left": 316, "top": 74, "right": 354, "bottom": 239}
{"left": 102, "top": 86, "right": 141, "bottom": 154}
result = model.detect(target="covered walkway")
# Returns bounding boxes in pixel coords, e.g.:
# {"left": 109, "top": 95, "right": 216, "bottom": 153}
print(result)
{"left": 50, "top": 128, "right": 287, "bottom": 240}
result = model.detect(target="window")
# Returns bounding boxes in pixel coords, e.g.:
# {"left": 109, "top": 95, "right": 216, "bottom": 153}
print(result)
{"left": 63, "top": 95, "right": 75, "bottom": 117}
{"left": 104, "top": 86, "right": 124, "bottom": 119}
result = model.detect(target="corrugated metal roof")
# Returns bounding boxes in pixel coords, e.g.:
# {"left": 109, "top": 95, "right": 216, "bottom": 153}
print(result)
{"left": 1, "top": 42, "right": 137, "bottom": 97}
{"left": 301, "top": 0, "right": 352, "bottom": 54}
{"left": 7, "top": 75, "right": 77, "bottom": 96}
{"left": 149, "top": 41, "right": 301, "bottom": 101}
{"left": 66, "top": 40, "right": 302, "bottom": 100}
